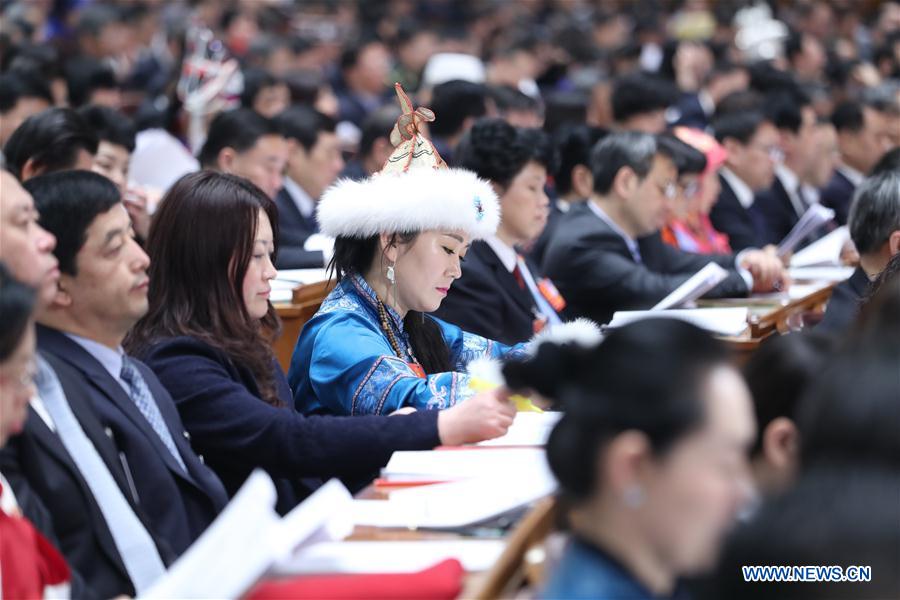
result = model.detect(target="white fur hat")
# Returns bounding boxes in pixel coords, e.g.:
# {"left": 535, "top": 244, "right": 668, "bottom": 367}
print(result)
{"left": 317, "top": 84, "right": 500, "bottom": 240}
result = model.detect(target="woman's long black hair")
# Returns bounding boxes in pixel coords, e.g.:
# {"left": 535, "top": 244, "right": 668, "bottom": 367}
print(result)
{"left": 328, "top": 233, "right": 453, "bottom": 374}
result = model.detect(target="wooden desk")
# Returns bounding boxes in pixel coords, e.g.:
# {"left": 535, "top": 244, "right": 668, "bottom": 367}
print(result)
{"left": 272, "top": 279, "right": 335, "bottom": 372}
{"left": 705, "top": 280, "right": 837, "bottom": 362}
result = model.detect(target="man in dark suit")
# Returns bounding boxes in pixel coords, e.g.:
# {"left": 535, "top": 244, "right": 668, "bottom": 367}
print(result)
{"left": 821, "top": 100, "right": 895, "bottom": 225}
{"left": 0, "top": 170, "right": 171, "bottom": 598}
{"left": 709, "top": 109, "right": 781, "bottom": 251}
{"left": 543, "top": 132, "right": 786, "bottom": 325}
{"left": 273, "top": 106, "right": 345, "bottom": 268}
{"left": 751, "top": 92, "right": 836, "bottom": 247}
{"left": 26, "top": 170, "right": 229, "bottom": 557}
{"left": 818, "top": 170, "right": 900, "bottom": 333}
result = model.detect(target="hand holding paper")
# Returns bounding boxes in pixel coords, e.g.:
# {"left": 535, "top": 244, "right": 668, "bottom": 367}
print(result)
{"left": 777, "top": 204, "right": 836, "bottom": 257}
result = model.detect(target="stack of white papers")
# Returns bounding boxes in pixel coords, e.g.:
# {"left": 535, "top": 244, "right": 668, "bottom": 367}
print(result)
{"left": 777, "top": 204, "right": 835, "bottom": 257}
{"left": 271, "top": 269, "right": 330, "bottom": 303}
{"left": 651, "top": 262, "right": 729, "bottom": 310}
{"left": 477, "top": 412, "right": 562, "bottom": 447}
{"left": 790, "top": 226, "right": 849, "bottom": 267}
{"left": 275, "top": 540, "right": 506, "bottom": 575}
{"left": 353, "top": 462, "right": 556, "bottom": 529}
{"left": 381, "top": 448, "right": 545, "bottom": 481}
{"left": 139, "top": 474, "right": 353, "bottom": 599}
{"left": 789, "top": 266, "right": 854, "bottom": 282}
{"left": 608, "top": 307, "right": 750, "bottom": 336}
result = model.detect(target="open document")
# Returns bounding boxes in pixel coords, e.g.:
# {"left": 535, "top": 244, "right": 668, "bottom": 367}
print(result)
{"left": 140, "top": 474, "right": 353, "bottom": 599}
{"left": 608, "top": 307, "right": 750, "bottom": 336}
{"left": 790, "top": 226, "right": 850, "bottom": 267}
{"left": 651, "top": 262, "right": 729, "bottom": 310}
{"left": 776, "top": 204, "right": 835, "bottom": 257}
{"left": 476, "top": 411, "right": 562, "bottom": 447}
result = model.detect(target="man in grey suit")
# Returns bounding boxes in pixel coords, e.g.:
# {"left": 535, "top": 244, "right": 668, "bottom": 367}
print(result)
{"left": 542, "top": 132, "right": 786, "bottom": 324}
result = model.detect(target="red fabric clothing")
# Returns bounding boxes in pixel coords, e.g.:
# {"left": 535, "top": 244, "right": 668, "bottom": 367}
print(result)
{"left": 662, "top": 215, "right": 732, "bottom": 255}
{"left": 245, "top": 558, "right": 463, "bottom": 600}
{"left": 0, "top": 481, "right": 71, "bottom": 599}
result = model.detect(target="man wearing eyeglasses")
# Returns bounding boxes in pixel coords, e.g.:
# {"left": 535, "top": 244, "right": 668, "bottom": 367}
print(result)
{"left": 710, "top": 109, "right": 782, "bottom": 252}
{"left": 542, "top": 132, "right": 786, "bottom": 325}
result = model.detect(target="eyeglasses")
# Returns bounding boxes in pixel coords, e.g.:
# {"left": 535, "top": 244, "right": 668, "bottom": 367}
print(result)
{"left": 680, "top": 180, "right": 700, "bottom": 199}
{"left": 655, "top": 181, "right": 677, "bottom": 200}
{"left": 750, "top": 144, "right": 784, "bottom": 163}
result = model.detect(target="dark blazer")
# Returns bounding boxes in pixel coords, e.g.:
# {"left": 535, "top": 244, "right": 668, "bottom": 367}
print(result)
{"left": 0, "top": 353, "right": 173, "bottom": 600}
{"left": 816, "top": 267, "right": 870, "bottom": 334}
{"left": 542, "top": 203, "right": 749, "bottom": 324}
{"left": 273, "top": 187, "right": 326, "bottom": 269}
{"left": 709, "top": 174, "right": 768, "bottom": 252}
{"left": 751, "top": 176, "right": 802, "bottom": 247}
{"left": 674, "top": 92, "right": 710, "bottom": 130}
{"left": 36, "top": 326, "right": 228, "bottom": 557}
{"left": 137, "top": 336, "right": 442, "bottom": 514}
{"left": 821, "top": 169, "right": 856, "bottom": 226}
{"left": 434, "top": 241, "right": 563, "bottom": 345}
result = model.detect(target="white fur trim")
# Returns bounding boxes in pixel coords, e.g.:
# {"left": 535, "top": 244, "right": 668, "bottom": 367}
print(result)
{"left": 466, "top": 356, "right": 505, "bottom": 386}
{"left": 317, "top": 167, "right": 500, "bottom": 240}
{"left": 528, "top": 318, "right": 603, "bottom": 354}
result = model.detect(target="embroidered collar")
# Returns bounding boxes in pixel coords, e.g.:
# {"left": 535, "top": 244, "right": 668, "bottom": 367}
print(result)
{"left": 348, "top": 273, "right": 406, "bottom": 336}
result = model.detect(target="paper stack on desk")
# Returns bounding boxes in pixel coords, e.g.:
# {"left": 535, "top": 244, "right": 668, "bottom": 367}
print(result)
{"left": 608, "top": 307, "right": 749, "bottom": 336}
{"left": 140, "top": 473, "right": 353, "bottom": 599}
{"left": 476, "top": 411, "right": 562, "bottom": 447}
{"left": 790, "top": 226, "right": 850, "bottom": 267}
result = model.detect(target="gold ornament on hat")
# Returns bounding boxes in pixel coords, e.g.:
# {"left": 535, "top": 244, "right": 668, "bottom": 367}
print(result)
{"left": 381, "top": 83, "right": 448, "bottom": 174}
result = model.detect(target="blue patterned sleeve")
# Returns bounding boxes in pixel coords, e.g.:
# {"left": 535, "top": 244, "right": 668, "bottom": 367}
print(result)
{"left": 431, "top": 316, "right": 530, "bottom": 370}
{"left": 308, "top": 314, "right": 480, "bottom": 415}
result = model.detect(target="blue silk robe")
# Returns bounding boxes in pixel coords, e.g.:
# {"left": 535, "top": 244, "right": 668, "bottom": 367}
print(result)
{"left": 288, "top": 274, "right": 527, "bottom": 416}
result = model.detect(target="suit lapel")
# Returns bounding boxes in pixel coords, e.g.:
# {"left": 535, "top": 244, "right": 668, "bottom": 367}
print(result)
{"left": 479, "top": 244, "right": 536, "bottom": 315}
{"left": 37, "top": 327, "right": 196, "bottom": 486}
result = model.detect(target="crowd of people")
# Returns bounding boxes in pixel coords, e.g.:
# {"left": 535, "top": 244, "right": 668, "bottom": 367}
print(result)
{"left": 1, "top": 0, "right": 898, "bottom": 598}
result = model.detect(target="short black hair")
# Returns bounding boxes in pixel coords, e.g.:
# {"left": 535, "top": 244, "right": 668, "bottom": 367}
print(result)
{"left": 0, "top": 262, "right": 36, "bottom": 362}
{"left": 428, "top": 80, "right": 488, "bottom": 138}
{"left": 3, "top": 108, "right": 98, "bottom": 180}
{"left": 197, "top": 109, "right": 280, "bottom": 168}
{"left": 588, "top": 131, "right": 658, "bottom": 195}
{"left": 274, "top": 105, "right": 336, "bottom": 152}
{"left": 0, "top": 71, "right": 53, "bottom": 113}
{"left": 339, "top": 37, "right": 383, "bottom": 72}
{"left": 743, "top": 332, "right": 836, "bottom": 457}
{"left": 489, "top": 85, "right": 541, "bottom": 115}
{"left": 503, "top": 319, "right": 728, "bottom": 501}
{"left": 611, "top": 72, "right": 678, "bottom": 123}
{"left": 656, "top": 133, "right": 707, "bottom": 176}
{"left": 764, "top": 89, "right": 812, "bottom": 133}
{"left": 77, "top": 105, "right": 136, "bottom": 153}
{"left": 455, "top": 118, "right": 558, "bottom": 188}
{"left": 712, "top": 110, "right": 770, "bottom": 145}
{"left": 830, "top": 100, "right": 872, "bottom": 133}
{"left": 553, "top": 124, "right": 609, "bottom": 195}
{"left": 358, "top": 104, "right": 402, "bottom": 158}
{"left": 240, "top": 68, "right": 282, "bottom": 110}
{"left": 25, "top": 170, "right": 121, "bottom": 276}
{"left": 65, "top": 56, "right": 117, "bottom": 108}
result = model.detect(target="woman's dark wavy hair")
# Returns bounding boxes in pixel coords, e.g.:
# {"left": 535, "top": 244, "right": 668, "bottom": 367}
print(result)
{"left": 126, "top": 171, "right": 283, "bottom": 406}
{"left": 0, "top": 262, "right": 36, "bottom": 363}
{"left": 503, "top": 318, "right": 728, "bottom": 503}
{"left": 454, "top": 117, "right": 559, "bottom": 189}
{"left": 328, "top": 234, "right": 452, "bottom": 374}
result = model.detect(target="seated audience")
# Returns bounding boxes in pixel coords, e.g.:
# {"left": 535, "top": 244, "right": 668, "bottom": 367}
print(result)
{"left": 436, "top": 119, "right": 565, "bottom": 344}
{"left": 239, "top": 68, "right": 290, "bottom": 119}
{"left": 542, "top": 132, "right": 785, "bottom": 325}
{"left": 0, "top": 169, "right": 170, "bottom": 598}
{"left": 822, "top": 99, "right": 896, "bottom": 225}
{"left": 428, "top": 80, "right": 489, "bottom": 163}
{"left": 611, "top": 71, "right": 678, "bottom": 134}
{"left": 0, "top": 70, "right": 52, "bottom": 148}
{"left": 503, "top": 319, "right": 756, "bottom": 600}
{"left": 818, "top": 170, "right": 900, "bottom": 333}
{"left": 709, "top": 107, "right": 780, "bottom": 251}
{"left": 127, "top": 171, "right": 516, "bottom": 510}
{"left": 197, "top": 108, "right": 288, "bottom": 200}
{"left": 662, "top": 127, "right": 731, "bottom": 254}
{"left": 3, "top": 108, "right": 97, "bottom": 181}
{"left": 273, "top": 106, "right": 344, "bottom": 269}
{"left": 341, "top": 104, "right": 402, "bottom": 181}
{"left": 0, "top": 264, "right": 72, "bottom": 599}
{"left": 27, "top": 170, "right": 229, "bottom": 557}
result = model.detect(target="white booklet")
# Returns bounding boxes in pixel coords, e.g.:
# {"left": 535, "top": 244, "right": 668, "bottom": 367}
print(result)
{"left": 651, "top": 262, "right": 729, "bottom": 310}
{"left": 140, "top": 474, "right": 352, "bottom": 599}
{"left": 790, "top": 226, "right": 850, "bottom": 267}
{"left": 608, "top": 307, "right": 750, "bottom": 336}
{"left": 381, "top": 448, "right": 545, "bottom": 481}
{"left": 476, "top": 411, "right": 562, "bottom": 447}
{"left": 777, "top": 204, "right": 835, "bottom": 257}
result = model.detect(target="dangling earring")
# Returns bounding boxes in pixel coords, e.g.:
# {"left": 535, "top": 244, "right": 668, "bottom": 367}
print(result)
{"left": 386, "top": 264, "right": 395, "bottom": 284}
